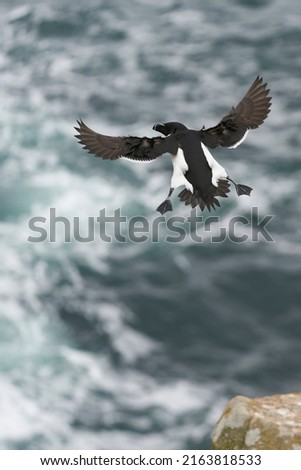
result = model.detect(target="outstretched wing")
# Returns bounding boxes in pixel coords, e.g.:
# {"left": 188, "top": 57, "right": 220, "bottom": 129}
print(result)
{"left": 200, "top": 76, "right": 272, "bottom": 149}
{"left": 74, "top": 119, "right": 178, "bottom": 161}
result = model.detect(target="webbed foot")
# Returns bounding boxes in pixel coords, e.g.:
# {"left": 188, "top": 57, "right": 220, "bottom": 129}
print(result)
{"left": 156, "top": 199, "right": 173, "bottom": 214}
{"left": 228, "top": 178, "right": 253, "bottom": 196}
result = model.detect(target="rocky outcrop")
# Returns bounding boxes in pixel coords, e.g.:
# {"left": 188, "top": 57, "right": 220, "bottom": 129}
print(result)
{"left": 212, "top": 393, "right": 301, "bottom": 450}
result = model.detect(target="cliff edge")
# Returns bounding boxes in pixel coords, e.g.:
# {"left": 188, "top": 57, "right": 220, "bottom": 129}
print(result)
{"left": 212, "top": 393, "right": 301, "bottom": 450}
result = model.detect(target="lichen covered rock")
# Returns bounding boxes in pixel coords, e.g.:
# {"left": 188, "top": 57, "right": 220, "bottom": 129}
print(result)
{"left": 212, "top": 393, "right": 301, "bottom": 450}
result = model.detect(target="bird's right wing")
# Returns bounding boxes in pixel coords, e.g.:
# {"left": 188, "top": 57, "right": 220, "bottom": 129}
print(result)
{"left": 200, "top": 76, "right": 271, "bottom": 149}
{"left": 75, "top": 120, "right": 178, "bottom": 161}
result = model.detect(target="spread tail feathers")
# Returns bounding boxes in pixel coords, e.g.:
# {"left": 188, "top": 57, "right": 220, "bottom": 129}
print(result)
{"left": 178, "top": 189, "right": 225, "bottom": 212}
{"left": 178, "top": 179, "right": 230, "bottom": 212}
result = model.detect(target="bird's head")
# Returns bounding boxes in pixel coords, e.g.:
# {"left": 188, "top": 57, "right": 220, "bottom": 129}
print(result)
{"left": 152, "top": 121, "right": 187, "bottom": 136}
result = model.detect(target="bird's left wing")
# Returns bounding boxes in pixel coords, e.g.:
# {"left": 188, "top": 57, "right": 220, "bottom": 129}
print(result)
{"left": 75, "top": 119, "right": 178, "bottom": 161}
{"left": 199, "top": 76, "right": 271, "bottom": 149}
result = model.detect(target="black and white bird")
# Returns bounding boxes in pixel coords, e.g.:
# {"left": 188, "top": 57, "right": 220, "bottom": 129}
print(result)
{"left": 75, "top": 76, "right": 271, "bottom": 214}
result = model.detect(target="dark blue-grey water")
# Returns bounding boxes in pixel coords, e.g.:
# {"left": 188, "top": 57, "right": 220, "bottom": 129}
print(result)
{"left": 0, "top": 0, "right": 301, "bottom": 450}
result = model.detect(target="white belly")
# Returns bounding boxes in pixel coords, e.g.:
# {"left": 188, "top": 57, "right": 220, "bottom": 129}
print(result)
{"left": 170, "top": 149, "right": 193, "bottom": 192}
{"left": 201, "top": 142, "right": 228, "bottom": 187}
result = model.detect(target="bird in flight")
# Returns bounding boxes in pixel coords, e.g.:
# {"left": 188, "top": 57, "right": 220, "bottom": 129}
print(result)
{"left": 75, "top": 76, "right": 271, "bottom": 214}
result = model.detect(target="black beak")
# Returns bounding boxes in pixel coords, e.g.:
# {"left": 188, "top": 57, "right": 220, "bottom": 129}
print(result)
{"left": 153, "top": 123, "right": 165, "bottom": 133}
